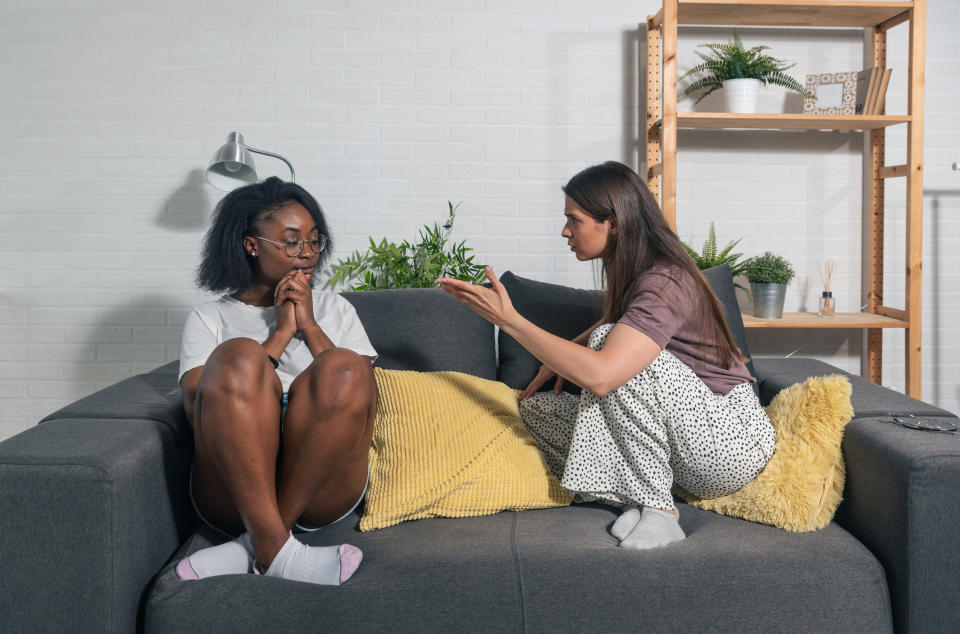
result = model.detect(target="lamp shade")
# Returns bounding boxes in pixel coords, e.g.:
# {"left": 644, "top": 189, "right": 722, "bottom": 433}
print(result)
{"left": 206, "top": 132, "right": 257, "bottom": 190}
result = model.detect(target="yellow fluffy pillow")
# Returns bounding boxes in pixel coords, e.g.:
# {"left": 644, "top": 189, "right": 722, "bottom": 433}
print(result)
{"left": 675, "top": 375, "right": 854, "bottom": 532}
{"left": 360, "top": 368, "right": 572, "bottom": 531}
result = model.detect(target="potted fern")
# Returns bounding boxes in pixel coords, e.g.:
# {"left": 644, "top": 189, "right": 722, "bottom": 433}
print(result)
{"left": 743, "top": 251, "right": 795, "bottom": 319}
{"left": 680, "top": 222, "right": 748, "bottom": 291}
{"left": 680, "top": 30, "right": 813, "bottom": 113}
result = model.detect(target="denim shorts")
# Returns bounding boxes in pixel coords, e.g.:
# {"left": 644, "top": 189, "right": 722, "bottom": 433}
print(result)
{"left": 189, "top": 393, "right": 368, "bottom": 537}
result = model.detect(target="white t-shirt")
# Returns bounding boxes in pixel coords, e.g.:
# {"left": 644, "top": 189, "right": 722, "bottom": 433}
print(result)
{"left": 178, "top": 292, "right": 377, "bottom": 392}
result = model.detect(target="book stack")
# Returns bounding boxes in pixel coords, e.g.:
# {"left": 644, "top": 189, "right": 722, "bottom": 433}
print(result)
{"left": 854, "top": 67, "right": 892, "bottom": 115}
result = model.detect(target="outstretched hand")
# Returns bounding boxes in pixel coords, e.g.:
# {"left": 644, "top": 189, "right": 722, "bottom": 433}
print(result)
{"left": 437, "top": 267, "right": 519, "bottom": 330}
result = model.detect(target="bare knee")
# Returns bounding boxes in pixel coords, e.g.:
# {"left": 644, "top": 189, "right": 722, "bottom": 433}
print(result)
{"left": 290, "top": 347, "right": 374, "bottom": 412}
{"left": 199, "top": 338, "right": 277, "bottom": 400}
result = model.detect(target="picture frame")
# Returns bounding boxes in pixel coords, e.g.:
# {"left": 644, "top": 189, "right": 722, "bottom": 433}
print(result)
{"left": 802, "top": 71, "right": 858, "bottom": 115}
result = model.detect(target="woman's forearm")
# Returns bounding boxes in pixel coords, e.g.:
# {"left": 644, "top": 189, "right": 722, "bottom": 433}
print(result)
{"left": 502, "top": 316, "right": 614, "bottom": 396}
{"left": 300, "top": 323, "right": 334, "bottom": 357}
{"left": 572, "top": 320, "right": 602, "bottom": 345}
{"left": 262, "top": 330, "right": 293, "bottom": 363}
{"left": 503, "top": 316, "right": 660, "bottom": 397}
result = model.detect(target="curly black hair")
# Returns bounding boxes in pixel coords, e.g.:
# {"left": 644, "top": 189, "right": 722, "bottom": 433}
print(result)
{"left": 197, "top": 177, "right": 334, "bottom": 294}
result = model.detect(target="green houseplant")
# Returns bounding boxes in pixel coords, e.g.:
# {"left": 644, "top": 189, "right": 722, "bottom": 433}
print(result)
{"left": 680, "top": 222, "right": 748, "bottom": 291}
{"left": 328, "top": 201, "right": 487, "bottom": 291}
{"left": 743, "top": 251, "right": 795, "bottom": 319}
{"left": 679, "top": 30, "right": 813, "bottom": 113}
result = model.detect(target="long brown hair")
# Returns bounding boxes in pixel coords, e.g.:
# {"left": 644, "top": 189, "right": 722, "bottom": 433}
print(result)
{"left": 562, "top": 161, "right": 747, "bottom": 369}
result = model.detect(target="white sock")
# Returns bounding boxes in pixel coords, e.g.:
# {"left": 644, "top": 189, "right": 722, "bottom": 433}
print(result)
{"left": 610, "top": 506, "right": 642, "bottom": 541}
{"left": 618, "top": 507, "right": 686, "bottom": 550}
{"left": 262, "top": 533, "right": 362, "bottom": 586}
{"left": 176, "top": 533, "right": 254, "bottom": 580}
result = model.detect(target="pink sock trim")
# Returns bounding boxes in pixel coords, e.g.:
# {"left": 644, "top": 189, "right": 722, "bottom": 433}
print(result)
{"left": 176, "top": 558, "right": 200, "bottom": 581}
{"left": 338, "top": 544, "right": 363, "bottom": 584}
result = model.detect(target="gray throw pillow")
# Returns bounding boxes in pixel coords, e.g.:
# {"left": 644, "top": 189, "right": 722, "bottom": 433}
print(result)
{"left": 342, "top": 288, "right": 497, "bottom": 380}
{"left": 497, "top": 271, "right": 603, "bottom": 394}
{"left": 700, "top": 263, "right": 756, "bottom": 379}
{"left": 497, "top": 265, "right": 754, "bottom": 393}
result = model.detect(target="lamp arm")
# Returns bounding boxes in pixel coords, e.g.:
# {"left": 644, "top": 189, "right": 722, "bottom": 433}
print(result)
{"left": 243, "top": 144, "right": 296, "bottom": 182}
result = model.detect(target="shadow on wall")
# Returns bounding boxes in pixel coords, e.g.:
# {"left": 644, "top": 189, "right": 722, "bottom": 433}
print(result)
{"left": 156, "top": 168, "right": 213, "bottom": 233}
{"left": 746, "top": 328, "right": 861, "bottom": 374}
{"left": 923, "top": 188, "right": 957, "bottom": 407}
{"left": 622, "top": 28, "right": 639, "bottom": 167}
{"left": 70, "top": 293, "right": 197, "bottom": 398}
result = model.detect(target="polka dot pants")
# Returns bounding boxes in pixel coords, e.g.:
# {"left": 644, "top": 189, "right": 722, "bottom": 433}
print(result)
{"left": 519, "top": 324, "right": 776, "bottom": 511}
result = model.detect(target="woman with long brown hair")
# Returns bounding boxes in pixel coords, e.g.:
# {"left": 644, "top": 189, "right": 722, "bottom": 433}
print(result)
{"left": 438, "top": 161, "right": 774, "bottom": 549}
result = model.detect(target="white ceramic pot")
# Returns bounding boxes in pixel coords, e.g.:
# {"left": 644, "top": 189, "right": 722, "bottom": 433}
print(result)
{"left": 723, "top": 78, "right": 762, "bottom": 113}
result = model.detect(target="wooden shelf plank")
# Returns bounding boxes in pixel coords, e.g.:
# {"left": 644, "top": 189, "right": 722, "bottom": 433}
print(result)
{"left": 676, "top": 112, "right": 910, "bottom": 130}
{"left": 742, "top": 311, "right": 908, "bottom": 328}
{"left": 677, "top": 1, "right": 912, "bottom": 28}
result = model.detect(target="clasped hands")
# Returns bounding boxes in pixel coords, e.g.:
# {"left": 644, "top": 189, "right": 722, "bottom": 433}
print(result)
{"left": 437, "top": 267, "right": 568, "bottom": 401}
{"left": 274, "top": 269, "right": 319, "bottom": 337}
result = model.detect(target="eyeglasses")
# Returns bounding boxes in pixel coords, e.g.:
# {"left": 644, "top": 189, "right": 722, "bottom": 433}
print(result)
{"left": 255, "top": 234, "right": 327, "bottom": 258}
{"left": 887, "top": 413, "right": 958, "bottom": 433}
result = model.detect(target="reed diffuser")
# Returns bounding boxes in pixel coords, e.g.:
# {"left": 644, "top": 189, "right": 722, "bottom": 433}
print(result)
{"left": 818, "top": 260, "right": 837, "bottom": 317}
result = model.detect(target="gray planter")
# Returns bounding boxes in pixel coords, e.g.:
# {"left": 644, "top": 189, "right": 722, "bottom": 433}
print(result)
{"left": 751, "top": 282, "right": 787, "bottom": 319}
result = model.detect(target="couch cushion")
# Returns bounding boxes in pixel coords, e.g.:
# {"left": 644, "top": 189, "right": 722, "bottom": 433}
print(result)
{"left": 146, "top": 513, "right": 525, "bottom": 632}
{"left": 701, "top": 263, "right": 756, "bottom": 379}
{"left": 677, "top": 374, "right": 853, "bottom": 531}
{"left": 497, "top": 271, "right": 604, "bottom": 394}
{"left": 497, "top": 265, "right": 754, "bottom": 393}
{"left": 146, "top": 502, "right": 892, "bottom": 632}
{"left": 360, "top": 369, "right": 570, "bottom": 531}
{"left": 752, "top": 357, "right": 957, "bottom": 418}
{"left": 342, "top": 288, "right": 496, "bottom": 379}
{"left": 514, "top": 504, "right": 891, "bottom": 632}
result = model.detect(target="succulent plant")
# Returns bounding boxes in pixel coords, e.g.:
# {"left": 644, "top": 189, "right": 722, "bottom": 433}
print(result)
{"left": 743, "top": 251, "right": 796, "bottom": 285}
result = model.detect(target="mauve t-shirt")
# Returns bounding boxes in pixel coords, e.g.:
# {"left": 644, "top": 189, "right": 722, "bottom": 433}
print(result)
{"left": 617, "top": 264, "right": 754, "bottom": 395}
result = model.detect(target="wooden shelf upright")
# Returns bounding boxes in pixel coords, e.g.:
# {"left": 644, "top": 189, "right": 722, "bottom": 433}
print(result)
{"left": 644, "top": 0, "right": 925, "bottom": 398}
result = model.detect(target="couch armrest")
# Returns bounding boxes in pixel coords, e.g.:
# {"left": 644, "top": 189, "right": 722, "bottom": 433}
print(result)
{"left": 0, "top": 418, "right": 194, "bottom": 633}
{"left": 836, "top": 417, "right": 960, "bottom": 634}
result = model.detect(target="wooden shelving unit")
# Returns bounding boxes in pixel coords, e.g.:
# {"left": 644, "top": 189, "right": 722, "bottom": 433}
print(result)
{"left": 643, "top": 0, "right": 925, "bottom": 398}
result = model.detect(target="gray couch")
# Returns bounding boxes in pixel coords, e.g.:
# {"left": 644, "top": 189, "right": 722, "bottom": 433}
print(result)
{"left": 2, "top": 268, "right": 959, "bottom": 633}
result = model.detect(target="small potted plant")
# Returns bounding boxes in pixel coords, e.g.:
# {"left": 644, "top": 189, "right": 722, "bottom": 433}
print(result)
{"left": 680, "top": 30, "right": 813, "bottom": 113}
{"left": 743, "top": 251, "right": 795, "bottom": 319}
{"left": 680, "top": 222, "right": 749, "bottom": 292}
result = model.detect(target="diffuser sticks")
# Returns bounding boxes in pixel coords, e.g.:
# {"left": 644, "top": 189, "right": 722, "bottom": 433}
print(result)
{"left": 818, "top": 260, "right": 838, "bottom": 317}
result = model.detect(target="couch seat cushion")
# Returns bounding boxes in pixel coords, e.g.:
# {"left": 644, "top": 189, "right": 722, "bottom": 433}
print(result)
{"left": 146, "top": 503, "right": 891, "bottom": 633}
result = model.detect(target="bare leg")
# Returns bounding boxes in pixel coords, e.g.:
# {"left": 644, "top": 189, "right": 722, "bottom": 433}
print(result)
{"left": 277, "top": 347, "right": 377, "bottom": 529}
{"left": 189, "top": 338, "right": 290, "bottom": 566}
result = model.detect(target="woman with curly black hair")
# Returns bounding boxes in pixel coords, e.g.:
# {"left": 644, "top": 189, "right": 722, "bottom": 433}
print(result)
{"left": 175, "top": 177, "right": 377, "bottom": 586}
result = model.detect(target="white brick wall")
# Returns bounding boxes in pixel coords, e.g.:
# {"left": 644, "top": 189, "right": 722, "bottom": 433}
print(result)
{"left": 1, "top": 0, "right": 958, "bottom": 440}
